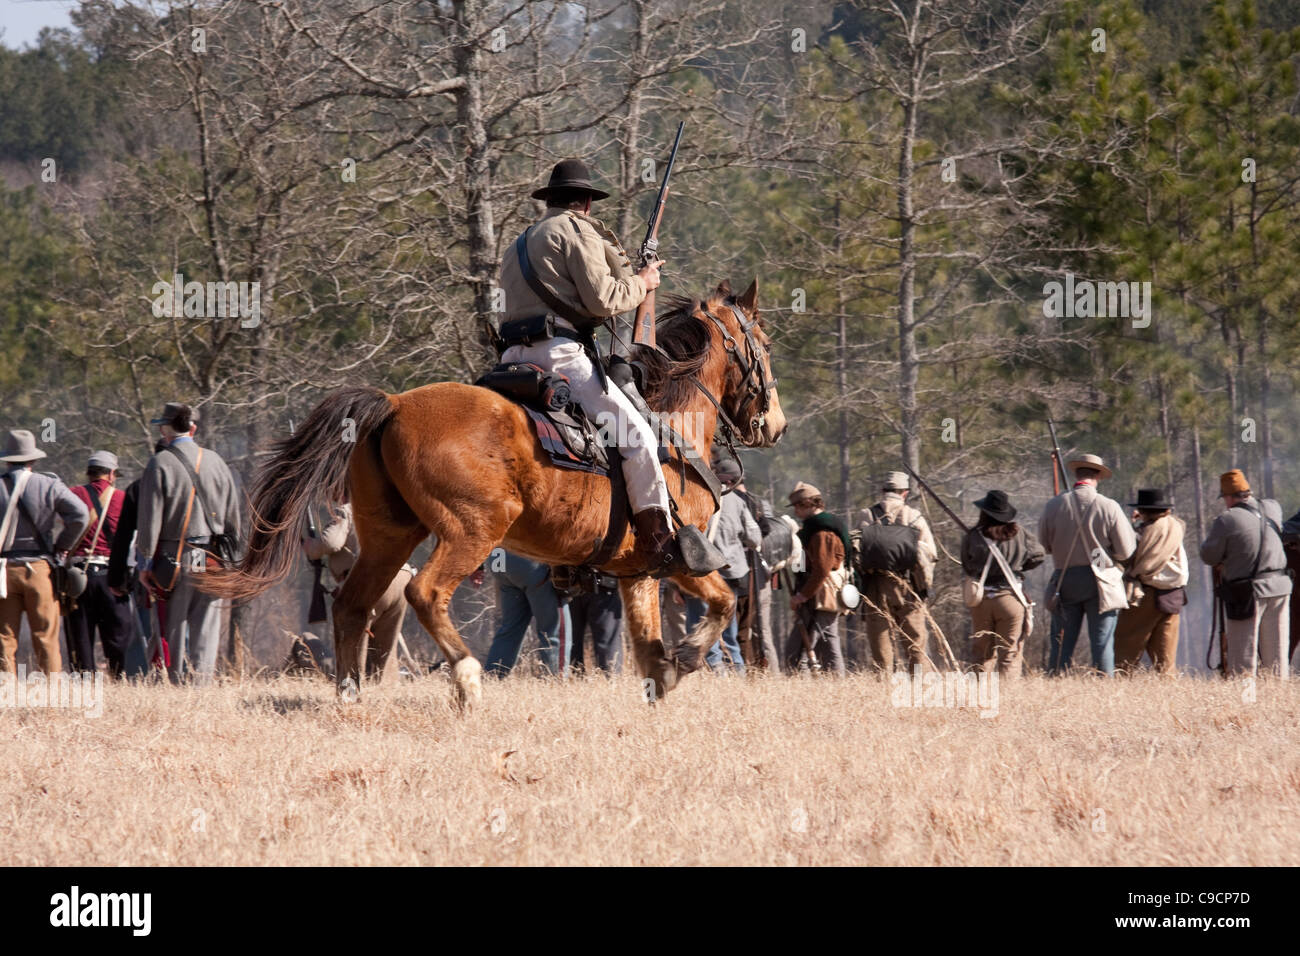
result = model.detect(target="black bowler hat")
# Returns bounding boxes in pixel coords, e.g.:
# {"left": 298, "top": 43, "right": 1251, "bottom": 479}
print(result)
{"left": 531, "top": 158, "right": 610, "bottom": 201}
{"left": 973, "top": 489, "right": 1017, "bottom": 523}
{"left": 1128, "top": 488, "right": 1174, "bottom": 510}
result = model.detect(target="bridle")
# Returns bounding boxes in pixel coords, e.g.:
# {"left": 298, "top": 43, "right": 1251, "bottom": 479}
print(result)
{"left": 692, "top": 297, "right": 778, "bottom": 449}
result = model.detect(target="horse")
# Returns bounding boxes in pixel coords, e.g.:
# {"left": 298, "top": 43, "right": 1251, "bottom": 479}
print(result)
{"left": 202, "top": 278, "right": 786, "bottom": 707}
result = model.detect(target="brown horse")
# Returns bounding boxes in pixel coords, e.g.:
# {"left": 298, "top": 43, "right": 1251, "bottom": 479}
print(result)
{"left": 203, "top": 278, "right": 786, "bottom": 706}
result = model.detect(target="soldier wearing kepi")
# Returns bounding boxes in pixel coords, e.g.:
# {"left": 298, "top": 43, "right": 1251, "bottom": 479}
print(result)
{"left": 65, "top": 451, "right": 134, "bottom": 677}
{"left": 0, "top": 429, "right": 90, "bottom": 675}
{"left": 498, "top": 158, "right": 691, "bottom": 573}
{"left": 136, "top": 402, "right": 242, "bottom": 684}
{"left": 856, "top": 471, "right": 937, "bottom": 673}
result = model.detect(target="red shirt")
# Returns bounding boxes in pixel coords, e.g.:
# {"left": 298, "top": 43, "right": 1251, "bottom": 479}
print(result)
{"left": 71, "top": 479, "right": 125, "bottom": 559}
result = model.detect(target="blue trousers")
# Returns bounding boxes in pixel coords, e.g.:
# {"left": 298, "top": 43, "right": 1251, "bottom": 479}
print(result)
{"left": 686, "top": 577, "right": 745, "bottom": 674}
{"left": 568, "top": 588, "right": 623, "bottom": 674}
{"left": 1049, "top": 597, "right": 1118, "bottom": 675}
{"left": 485, "top": 554, "right": 566, "bottom": 677}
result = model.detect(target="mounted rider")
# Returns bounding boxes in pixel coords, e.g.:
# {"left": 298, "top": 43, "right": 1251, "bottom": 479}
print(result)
{"left": 498, "top": 157, "right": 689, "bottom": 575}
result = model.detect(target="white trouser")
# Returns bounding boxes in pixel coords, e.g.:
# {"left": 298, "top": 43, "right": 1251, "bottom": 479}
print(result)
{"left": 501, "top": 338, "right": 671, "bottom": 515}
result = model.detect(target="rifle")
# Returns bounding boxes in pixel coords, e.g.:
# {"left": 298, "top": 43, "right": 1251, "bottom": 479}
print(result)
{"left": 305, "top": 504, "right": 328, "bottom": 625}
{"left": 291, "top": 420, "right": 329, "bottom": 625}
{"left": 901, "top": 463, "right": 970, "bottom": 534}
{"left": 1208, "top": 567, "right": 1226, "bottom": 676}
{"left": 631, "top": 121, "right": 685, "bottom": 349}
{"left": 1047, "top": 418, "right": 1070, "bottom": 494}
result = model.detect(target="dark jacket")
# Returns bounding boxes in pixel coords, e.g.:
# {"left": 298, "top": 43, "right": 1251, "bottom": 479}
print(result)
{"left": 107, "top": 476, "right": 143, "bottom": 591}
{"left": 961, "top": 525, "right": 1045, "bottom": 590}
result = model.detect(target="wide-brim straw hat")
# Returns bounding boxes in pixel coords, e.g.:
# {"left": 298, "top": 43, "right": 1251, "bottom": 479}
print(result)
{"left": 1066, "top": 453, "right": 1112, "bottom": 481}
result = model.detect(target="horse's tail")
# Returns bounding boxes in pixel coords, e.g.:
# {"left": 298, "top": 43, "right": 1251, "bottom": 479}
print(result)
{"left": 202, "top": 386, "right": 396, "bottom": 600}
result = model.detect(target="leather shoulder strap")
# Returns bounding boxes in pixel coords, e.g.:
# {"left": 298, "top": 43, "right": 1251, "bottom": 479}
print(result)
{"left": 515, "top": 227, "right": 593, "bottom": 327}
{"left": 165, "top": 445, "right": 220, "bottom": 533}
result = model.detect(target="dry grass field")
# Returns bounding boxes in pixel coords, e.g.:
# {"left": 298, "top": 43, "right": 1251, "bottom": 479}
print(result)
{"left": 2, "top": 670, "right": 1298, "bottom": 866}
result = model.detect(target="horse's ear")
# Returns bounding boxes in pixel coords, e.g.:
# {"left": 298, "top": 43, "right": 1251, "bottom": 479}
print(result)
{"left": 736, "top": 278, "right": 759, "bottom": 315}
{"left": 714, "top": 278, "right": 733, "bottom": 299}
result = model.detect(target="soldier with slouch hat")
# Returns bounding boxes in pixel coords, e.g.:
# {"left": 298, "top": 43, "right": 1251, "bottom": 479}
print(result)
{"left": 0, "top": 429, "right": 89, "bottom": 675}
{"left": 961, "top": 489, "right": 1044, "bottom": 677}
{"left": 1039, "top": 453, "right": 1136, "bottom": 676}
{"left": 135, "top": 402, "right": 242, "bottom": 684}
{"left": 1115, "top": 488, "right": 1188, "bottom": 675}
{"left": 1200, "top": 470, "right": 1291, "bottom": 678}
{"left": 497, "top": 158, "right": 709, "bottom": 576}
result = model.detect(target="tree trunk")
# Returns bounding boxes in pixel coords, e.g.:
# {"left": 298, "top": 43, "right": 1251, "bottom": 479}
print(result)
{"left": 1257, "top": 311, "right": 1273, "bottom": 498}
{"left": 1157, "top": 375, "right": 1174, "bottom": 494}
{"left": 896, "top": 76, "right": 920, "bottom": 471}
{"left": 835, "top": 197, "right": 850, "bottom": 520}
{"left": 453, "top": 0, "right": 497, "bottom": 359}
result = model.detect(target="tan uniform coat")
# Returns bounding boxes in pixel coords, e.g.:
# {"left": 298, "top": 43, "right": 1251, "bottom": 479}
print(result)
{"left": 499, "top": 207, "right": 646, "bottom": 323}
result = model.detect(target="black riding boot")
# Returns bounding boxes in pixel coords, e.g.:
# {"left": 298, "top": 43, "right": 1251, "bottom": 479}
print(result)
{"left": 631, "top": 508, "right": 727, "bottom": 577}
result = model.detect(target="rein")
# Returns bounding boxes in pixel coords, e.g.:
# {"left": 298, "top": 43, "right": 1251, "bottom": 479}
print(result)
{"left": 689, "top": 297, "right": 778, "bottom": 477}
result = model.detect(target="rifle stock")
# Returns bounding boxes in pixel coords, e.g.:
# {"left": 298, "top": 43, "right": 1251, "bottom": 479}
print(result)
{"left": 632, "top": 287, "right": 656, "bottom": 348}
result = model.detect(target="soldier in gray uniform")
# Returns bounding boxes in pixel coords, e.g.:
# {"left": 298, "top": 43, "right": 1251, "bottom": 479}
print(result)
{"left": 1201, "top": 468, "right": 1293, "bottom": 678}
{"left": 0, "top": 429, "right": 89, "bottom": 675}
{"left": 136, "top": 403, "right": 242, "bottom": 684}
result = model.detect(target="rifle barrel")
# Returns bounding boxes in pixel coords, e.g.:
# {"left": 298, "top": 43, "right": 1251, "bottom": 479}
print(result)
{"left": 901, "top": 463, "right": 970, "bottom": 533}
{"left": 642, "top": 122, "right": 685, "bottom": 255}
{"left": 1047, "top": 418, "right": 1070, "bottom": 490}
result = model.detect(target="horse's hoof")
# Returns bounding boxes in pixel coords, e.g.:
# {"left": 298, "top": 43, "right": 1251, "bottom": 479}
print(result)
{"left": 452, "top": 658, "right": 482, "bottom": 713}
{"left": 673, "top": 644, "right": 703, "bottom": 677}
{"left": 338, "top": 677, "right": 360, "bottom": 704}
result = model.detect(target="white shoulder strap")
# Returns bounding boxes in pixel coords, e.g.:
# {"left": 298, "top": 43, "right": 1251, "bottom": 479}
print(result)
{"left": 985, "top": 533, "right": 1031, "bottom": 609}
{"left": 0, "top": 470, "right": 33, "bottom": 553}
{"left": 976, "top": 547, "right": 993, "bottom": 588}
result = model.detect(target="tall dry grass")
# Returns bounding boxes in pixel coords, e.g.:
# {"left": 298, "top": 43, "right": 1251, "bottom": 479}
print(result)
{"left": 2, "top": 671, "right": 1297, "bottom": 865}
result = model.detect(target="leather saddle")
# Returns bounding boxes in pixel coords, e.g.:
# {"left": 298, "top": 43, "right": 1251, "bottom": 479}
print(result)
{"left": 474, "top": 361, "right": 611, "bottom": 474}
{"left": 475, "top": 355, "right": 726, "bottom": 577}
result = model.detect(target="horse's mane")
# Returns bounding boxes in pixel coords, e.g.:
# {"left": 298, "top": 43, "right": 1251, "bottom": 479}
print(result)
{"left": 631, "top": 293, "right": 715, "bottom": 411}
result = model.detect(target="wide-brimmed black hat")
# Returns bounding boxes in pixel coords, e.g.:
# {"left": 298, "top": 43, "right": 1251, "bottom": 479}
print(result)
{"left": 531, "top": 158, "right": 610, "bottom": 201}
{"left": 150, "top": 401, "right": 197, "bottom": 430}
{"left": 1128, "top": 488, "right": 1174, "bottom": 510}
{"left": 973, "top": 489, "right": 1016, "bottom": 523}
